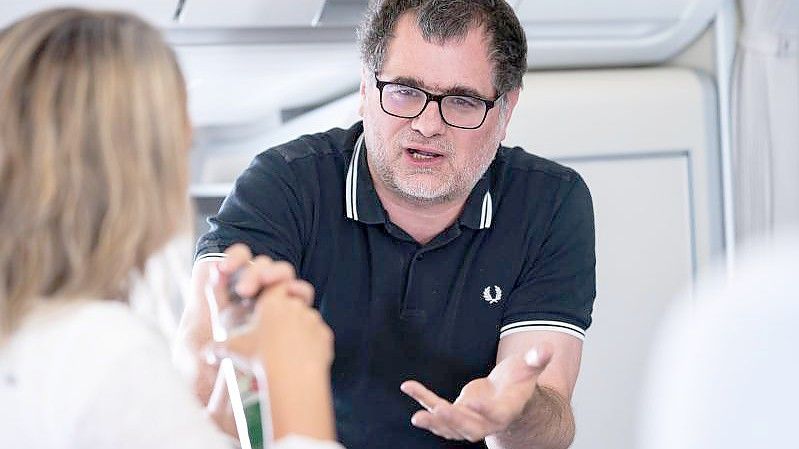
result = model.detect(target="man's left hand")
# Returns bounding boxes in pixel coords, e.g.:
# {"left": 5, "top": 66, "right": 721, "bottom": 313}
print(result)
{"left": 400, "top": 346, "right": 552, "bottom": 442}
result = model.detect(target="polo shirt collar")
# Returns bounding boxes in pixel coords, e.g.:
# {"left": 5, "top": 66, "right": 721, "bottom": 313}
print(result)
{"left": 345, "top": 133, "right": 386, "bottom": 224}
{"left": 458, "top": 173, "right": 494, "bottom": 230}
{"left": 344, "top": 132, "right": 495, "bottom": 230}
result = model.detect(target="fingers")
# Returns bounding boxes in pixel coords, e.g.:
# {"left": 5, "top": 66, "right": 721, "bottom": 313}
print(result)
{"left": 212, "top": 300, "right": 300, "bottom": 366}
{"left": 401, "top": 381, "right": 491, "bottom": 442}
{"left": 438, "top": 406, "right": 493, "bottom": 442}
{"left": 233, "top": 256, "right": 296, "bottom": 299}
{"left": 218, "top": 243, "right": 253, "bottom": 274}
{"left": 204, "top": 244, "right": 255, "bottom": 316}
{"left": 400, "top": 381, "right": 446, "bottom": 411}
{"left": 400, "top": 381, "right": 457, "bottom": 438}
{"left": 219, "top": 245, "right": 311, "bottom": 305}
{"left": 404, "top": 362, "right": 551, "bottom": 443}
{"left": 410, "top": 410, "right": 463, "bottom": 440}
{"left": 219, "top": 293, "right": 335, "bottom": 373}
{"left": 211, "top": 244, "right": 314, "bottom": 307}
{"left": 286, "top": 279, "right": 315, "bottom": 306}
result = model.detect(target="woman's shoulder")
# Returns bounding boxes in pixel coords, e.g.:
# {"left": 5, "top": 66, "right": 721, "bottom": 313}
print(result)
{"left": 9, "top": 299, "right": 169, "bottom": 378}
{"left": 24, "top": 299, "right": 161, "bottom": 346}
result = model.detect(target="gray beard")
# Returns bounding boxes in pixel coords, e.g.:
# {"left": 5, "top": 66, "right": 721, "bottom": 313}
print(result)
{"left": 375, "top": 164, "right": 478, "bottom": 206}
{"left": 363, "top": 123, "right": 500, "bottom": 206}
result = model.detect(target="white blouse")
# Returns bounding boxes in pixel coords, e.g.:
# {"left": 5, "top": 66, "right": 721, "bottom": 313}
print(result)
{"left": 0, "top": 300, "right": 343, "bottom": 449}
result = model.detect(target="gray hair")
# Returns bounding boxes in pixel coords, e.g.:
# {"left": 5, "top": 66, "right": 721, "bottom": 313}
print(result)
{"left": 357, "top": 0, "right": 527, "bottom": 95}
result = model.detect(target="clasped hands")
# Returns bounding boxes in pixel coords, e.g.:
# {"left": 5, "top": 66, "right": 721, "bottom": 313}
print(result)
{"left": 201, "top": 244, "right": 335, "bottom": 441}
{"left": 206, "top": 244, "right": 332, "bottom": 372}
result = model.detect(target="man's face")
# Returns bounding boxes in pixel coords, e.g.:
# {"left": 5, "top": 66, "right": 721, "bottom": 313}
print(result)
{"left": 359, "top": 13, "right": 519, "bottom": 205}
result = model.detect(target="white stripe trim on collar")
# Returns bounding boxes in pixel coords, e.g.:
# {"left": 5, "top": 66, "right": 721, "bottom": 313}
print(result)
{"left": 479, "top": 191, "right": 493, "bottom": 229}
{"left": 345, "top": 134, "right": 365, "bottom": 221}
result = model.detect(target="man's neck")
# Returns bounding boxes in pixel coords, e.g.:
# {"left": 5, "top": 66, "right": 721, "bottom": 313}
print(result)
{"left": 373, "top": 179, "right": 467, "bottom": 245}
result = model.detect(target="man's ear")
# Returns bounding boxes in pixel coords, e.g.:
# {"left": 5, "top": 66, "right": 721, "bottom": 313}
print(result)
{"left": 358, "top": 69, "right": 369, "bottom": 117}
{"left": 498, "top": 88, "right": 521, "bottom": 142}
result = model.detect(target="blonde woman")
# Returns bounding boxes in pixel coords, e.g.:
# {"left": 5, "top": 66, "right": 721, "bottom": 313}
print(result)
{"left": 0, "top": 9, "right": 340, "bottom": 449}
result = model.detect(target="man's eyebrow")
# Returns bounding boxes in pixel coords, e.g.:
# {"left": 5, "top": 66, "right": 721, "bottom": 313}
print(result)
{"left": 389, "top": 75, "right": 492, "bottom": 99}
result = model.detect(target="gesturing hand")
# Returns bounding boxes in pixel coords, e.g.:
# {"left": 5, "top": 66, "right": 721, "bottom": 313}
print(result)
{"left": 400, "top": 346, "right": 553, "bottom": 442}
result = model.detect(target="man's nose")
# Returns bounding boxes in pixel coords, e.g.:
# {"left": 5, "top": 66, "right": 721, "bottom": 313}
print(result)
{"left": 411, "top": 100, "right": 446, "bottom": 137}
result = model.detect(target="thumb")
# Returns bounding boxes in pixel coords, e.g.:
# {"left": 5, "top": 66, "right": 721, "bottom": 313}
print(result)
{"left": 522, "top": 345, "right": 553, "bottom": 376}
{"left": 488, "top": 344, "right": 554, "bottom": 387}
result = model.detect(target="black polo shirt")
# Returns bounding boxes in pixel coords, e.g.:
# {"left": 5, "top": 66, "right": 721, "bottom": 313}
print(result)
{"left": 196, "top": 121, "right": 595, "bottom": 449}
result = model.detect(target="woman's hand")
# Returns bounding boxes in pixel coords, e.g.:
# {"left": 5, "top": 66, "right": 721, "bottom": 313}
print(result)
{"left": 214, "top": 276, "right": 336, "bottom": 442}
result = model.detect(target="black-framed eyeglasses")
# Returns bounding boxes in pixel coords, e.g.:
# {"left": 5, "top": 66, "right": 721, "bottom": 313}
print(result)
{"left": 373, "top": 73, "right": 501, "bottom": 130}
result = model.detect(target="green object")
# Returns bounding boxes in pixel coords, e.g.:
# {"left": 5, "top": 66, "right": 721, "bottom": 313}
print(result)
{"left": 245, "top": 400, "right": 263, "bottom": 449}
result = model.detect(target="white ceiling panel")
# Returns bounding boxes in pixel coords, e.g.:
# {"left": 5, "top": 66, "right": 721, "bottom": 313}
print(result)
{"left": 514, "top": 0, "right": 725, "bottom": 67}
{"left": 174, "top": 0, "right": 326, "bottom": 28}
{"left": 0, "top": 0, "right": 175, "bottom": 28}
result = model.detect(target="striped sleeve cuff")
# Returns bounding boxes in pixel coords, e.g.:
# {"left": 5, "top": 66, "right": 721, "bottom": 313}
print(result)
{"left": 500, "top": 320, "right": 586, "bottom": 341}
{"left": 195, "top": 252, "right": 227, "bottom": 263}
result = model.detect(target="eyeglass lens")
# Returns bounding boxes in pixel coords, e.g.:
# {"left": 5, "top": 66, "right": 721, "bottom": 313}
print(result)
{"left": 381, "top": 83, "right": 488, "bottom": 129}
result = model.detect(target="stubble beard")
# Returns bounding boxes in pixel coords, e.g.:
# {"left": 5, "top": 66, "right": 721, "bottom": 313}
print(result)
{"left": 366, "top": 128, "right": 498, "bottom": 206}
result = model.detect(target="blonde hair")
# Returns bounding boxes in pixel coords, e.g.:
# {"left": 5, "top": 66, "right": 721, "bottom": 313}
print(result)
{"left": 0, "top": 8, "right": 191, "bottom": 337}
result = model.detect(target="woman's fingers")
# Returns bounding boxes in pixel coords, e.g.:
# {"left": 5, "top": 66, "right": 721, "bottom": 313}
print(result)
{"left": 287, "top": 279, "right": 315, "bottom": 306}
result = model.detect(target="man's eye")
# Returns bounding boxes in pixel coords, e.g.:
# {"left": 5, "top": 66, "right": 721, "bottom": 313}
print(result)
{"left": 394, "top": 87, "right": 420, "bottom": 97}
{"left": 449, "top": 96, "right": 481, "bottom": 109}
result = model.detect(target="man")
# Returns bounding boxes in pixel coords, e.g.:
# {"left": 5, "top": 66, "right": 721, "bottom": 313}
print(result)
{"left": 178, "top": 1, "right": 595, "bottom": 448}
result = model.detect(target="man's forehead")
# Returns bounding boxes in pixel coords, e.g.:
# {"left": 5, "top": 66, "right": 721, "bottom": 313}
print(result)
{"left": 380, "top": 14, "right": 496, "bottom": 97}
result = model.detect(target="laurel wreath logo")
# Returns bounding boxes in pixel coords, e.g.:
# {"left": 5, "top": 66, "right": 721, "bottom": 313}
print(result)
{"left": 482, "top": 285, "right": 502, "bottom": 304}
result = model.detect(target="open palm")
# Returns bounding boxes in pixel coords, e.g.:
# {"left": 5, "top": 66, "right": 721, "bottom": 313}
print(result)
{"left": 401, "top": 347, "right": 552, "bottom": 442}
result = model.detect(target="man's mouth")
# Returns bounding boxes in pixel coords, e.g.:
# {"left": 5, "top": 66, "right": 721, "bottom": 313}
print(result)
{"left": 406, "top": 147, "right": 443, "bottom": 160}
